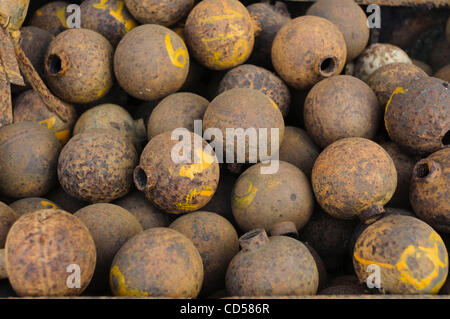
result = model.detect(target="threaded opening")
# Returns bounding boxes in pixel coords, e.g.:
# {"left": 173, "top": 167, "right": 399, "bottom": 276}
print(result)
{"left": 47, "top": 54, "right": 62, "bottom": 75}
{"left": 134, "top": 167, "right": 147, "bottom": 190}
{"left": 318, "top": 56, "right": 337, "bottom": 77}
{"left": 416, "top": 163, "right": 430, "bottom": 178}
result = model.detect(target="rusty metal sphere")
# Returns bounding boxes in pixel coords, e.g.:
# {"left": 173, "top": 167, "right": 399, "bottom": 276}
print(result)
{"left": 147, "top": 92, "right": 209, "bottom": 139}
{"left": 384, "top": 76, "right": 450, "bottom": 155}
{"left": 80, "top": 0, "right": 137, "bottom": 47}
{"left": 410, "top": 148, "right": 450, "bottom": 233}
{"left": 4, "top": 209, "right": 96, "bottom": 296}
{"left": 218, "top": 64, "right": 291, "bottom": 117}
{"left": 203, "top": 88, "right": 285, "bottom": 163}
{"left": 354, "top": 43, "right": 412, "bottom": 82}
{"left": 170, "top": 211, "right": 239, "bottom": 295}
{"left": 367, "top": 62, "right": 427, "bottom": 108}
{"left": 0, "top": 202, "right": 17, "bottom": 248}
{"left": 278, "top": 126, "right": 319, "bottom": 178}
{"left": 226, "top": 229, "right": 319, "bottom": 296}
{"left": 134, "top": 131, "right": 220, "bottom": 214}
{"left": 9, "top": 197, "right": 58, "bottom": 216}
{"left": 114, "top": 24, "right": 189, "bottom": 101}
{"left": 272, "top": 15, "right": 347, "bottom": 90}
{"left": 124, "top": 0, "right": 194, "bottom": 27}
{"left": 74, "top": 203, "right": 142, "bottom": 291}
{"left": 232, "top": 161, "right": 314, "bottom": 233}
{"left": 13, "top": 89, "right": 77, "bottom": 145}
{"left": 184, "top": 0, "right": 255, "bottom": 70}
{"left": 58, "top": 129, "right": 137, "bottom": 203}
{"left": 114, "top": 191, "right": 170, "bottom": 230}
{"left": 74, "top": 103, "right": 145, "bottom": 151}
{"left": 353, "top": 215, "right": 448, "bottom": 294}
{"left": 304, "top": 75, "right": 381, "bottom": 148}
{"left": 30, "top": 1, "right": 69, "bottom": 36}
{"left": 306, "top": 0, "right": 369, "bottom": 61}
{"left": 312, "top": 137, "right": 397, "bottom": 222}
{"left": 44, "top": 28, "right": 114, "bottom": 104}
{"left": 0, "top": 122, "right": 61, "bottom": 198}
{"left": 110, "top": 227, "right": 204, "bottom": 297}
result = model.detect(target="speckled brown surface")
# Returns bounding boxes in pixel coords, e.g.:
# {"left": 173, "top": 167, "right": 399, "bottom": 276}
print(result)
{"left": 9, "top": 197, "right": 58, "bottom": 216}
{"left": 354, "top": 43, "right": 412, "bottom": 82}
{"left": 304, "top": 75, "right": 381, "bottom": 148}
{"left": 232, "top": 161, "right": 314, "bottom": 233}
{"left": 312, "top": 137, "right": 397, "bottom": 220}
{"left": 380, "top": 141, "right": 417, "bottom": 208}
{"left": 13, "top": 90, "right": 77, "bottom": 145}
{"left": 306, "top": 0, "right": 369, "bottom": 61}
{"left": 184, "top": 0, "right": 255, "bottom": 70}
{"left": 114, "top": 191, "right": 170, "bottom": 230}
{"left": 410, "top": 148, "right": 450, "bottom": 233}
{"left": 384, "top": 76, "right": 450, "bottom": 155}
{"left": 74, "top": 104, "right": 145, "bottom": 151}
{"left": 110, "top": 227, "right": 204, "bottom": 297}
{"left": 74, "top": 203, "right": 142, "bottom": 291}
{"left": 0, "top": 122, "right": 61, "bottom": 198}
{"left": 134, "top": 131, "right": 219, "bottom": 214}
{"left": 367, "top": 62, "right": 427, "bottom": 108}
{"left": 4, "top": 209, "right": 96, "bottom": 296}
{"left": 125, "top": 0, "right": 193, "bottom": 26}
{"left": 80, "top": 0, "right": 137, "bottom": 47}
{"left": 147, "top": 92, "right": 209, "bottom": 139}
{"left": 279, "top": 127, "right": 319, "bottom": 178}
{"left": 226, "top": 230, "right": 318, "bottom": 296}
{"left": 218, "top": 64, "right": 291, "bottom": 117}
{"left": 353, "top": 215, "right": 448, "bottom": 294}
{"left": 0, "top": 202, "right": 18, "bottom": 248}
{"left": 44, "top": 28, "right": 114, "bottom": 104}
{"left": 29, "top": 1, "right": 69, "bottom": 36}
{"left": 58, "top": 129, "right": 137, "bottom": 203}
{"left": 272, "top": 16, "right": 346, "bottom": 90}
{"left": 114, "top": 24, "right": 189, "bottom": 101}
{"left": 246, "top": 2, "right": 290, "bottom": 66}
{"left": 203, "top": 88, "right": 285, "bottom": 163}
{"left": 302, "top": 209, "right": 356, "bottom": 273}
{"left": 170, "top": 211, "right": 239, "bottom": 295}
{"left": 435, "top": 64, "right": 450, "bottom": 83}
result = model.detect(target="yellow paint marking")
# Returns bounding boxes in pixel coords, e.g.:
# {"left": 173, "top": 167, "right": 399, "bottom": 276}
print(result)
{"left": 198, "top": 10, "right": 243, "bottom": 23}
{"left": 97, "top": 83, "right": 112, "bottom": 97}
{"left": 395, "top": 232, "right": 448, "bottom": 293}
{"left": 41, "top": 201, "right": 58, "bottom": 209}
{"left": 39, "top": 117, "right": 56, "bottom": 130}
{"left": 165, "top": 34, "right": 188, "bottom": 68}
{"left": 232, "top": 181, "right": 258, "bottom": 210}
{"left": 35, "top": 10, "right": 43, "bottom": 16}
{"left": 353, "top": 252, "right": 395, "bottom": 270}
{"left": 384, "top": 87, "right": 408, "bottom": 135}
{"left": 354, "top": 232, "right": 448, "bottom": 293}
{"left": 54, "top": 130, "right": 71, "bottom": 144}
{"left": 93, "top": 0, "right": 109, "bottom": 10}
{"left": 268, "top": 97, "right": 279, "bottom": 110}
{"left": 175, "top": 186, "right": 214, "bottom": 211}
{"left": 57, "top": 6, "right": 69, "bottom": 29}
{"left": 110, "top": 265, "right": 149, "bottom": 296}
{"left": 179, "top": 149, "right": 214, "bottom": 180}
{"left": 109, "top": 1, "right": 137, "bottom": 32}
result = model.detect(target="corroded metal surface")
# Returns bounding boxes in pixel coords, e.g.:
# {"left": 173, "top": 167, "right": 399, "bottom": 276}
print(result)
{"left": 287, "top": 0, "right": 449, "bottom": 7}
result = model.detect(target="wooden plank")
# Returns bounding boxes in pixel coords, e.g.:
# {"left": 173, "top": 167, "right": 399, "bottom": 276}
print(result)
{"left": 287, "top": 0, "right": 450, "bottom": 7}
